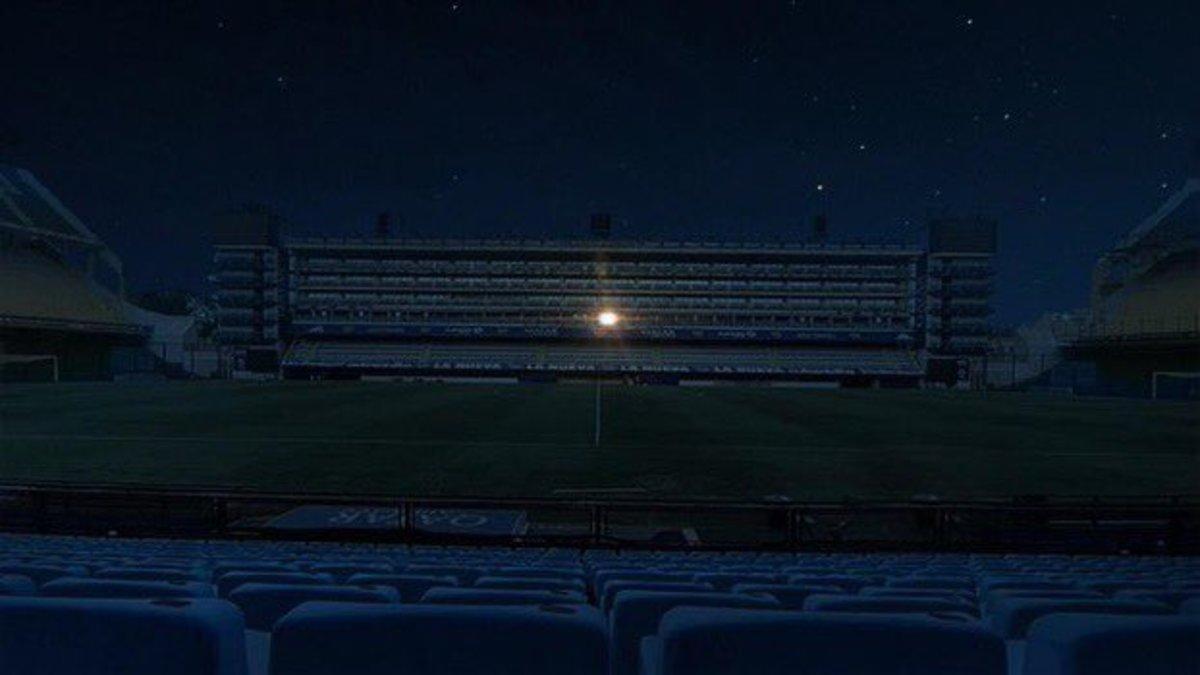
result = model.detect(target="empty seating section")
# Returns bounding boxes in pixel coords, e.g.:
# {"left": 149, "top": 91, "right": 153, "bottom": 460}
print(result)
{"left": 283, "top": 341, "right": 924, "bottom": 376}
{"left": 0, "top": 533, "right": 1197, "bottom": 675}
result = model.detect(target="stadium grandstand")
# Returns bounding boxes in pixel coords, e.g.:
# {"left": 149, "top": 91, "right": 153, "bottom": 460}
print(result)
{"left": 0, "top": 165, "right": 212, "bottom": 381}
{"left": 214, "top": 214, "right": 996, "bottom": 386}
{"left": 1063, "top": 177, "right": 1200, "bottom": 398}
{"left": 0, "top": 165, "right": 145, "bottom": 380}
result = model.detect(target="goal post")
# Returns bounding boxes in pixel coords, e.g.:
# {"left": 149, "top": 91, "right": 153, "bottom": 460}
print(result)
{"left": 0, "top": 354, "right": 59, "bottom": 383}
{"left": 1151, "top": 371, "right": 1200, "bottom": 400}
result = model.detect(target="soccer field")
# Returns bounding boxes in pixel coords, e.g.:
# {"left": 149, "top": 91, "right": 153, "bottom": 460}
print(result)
{"left": 1, "top": 381, "right": 1196, "bottom": 500}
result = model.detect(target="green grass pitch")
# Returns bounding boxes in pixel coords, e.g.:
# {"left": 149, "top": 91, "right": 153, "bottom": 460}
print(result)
{"left": 1, "top": 381, "right": 1196, "bottom": 500}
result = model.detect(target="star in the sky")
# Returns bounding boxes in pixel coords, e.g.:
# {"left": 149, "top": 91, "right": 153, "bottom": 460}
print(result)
{"left": 816, "top": 183, "right": 825, "bottom": 192}
{"left": 1160, "top": 182, "right": 1170, "bottom": 190}
{"left": 965, "top": 17, "right": 974, "bottom": 26}
{"left": 857, "top": 143, "right": 866, "bottom": 151}
{"left": 1159, "top": 131, "right": 1169, "bottom": 140}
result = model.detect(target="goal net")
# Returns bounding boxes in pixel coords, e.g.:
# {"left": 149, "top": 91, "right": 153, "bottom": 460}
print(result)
{"left": 0, "top": 354, "right": 59, "bottom": 383}
{"left": 1151, "top": 371, "right": 1200, "bottom": 400}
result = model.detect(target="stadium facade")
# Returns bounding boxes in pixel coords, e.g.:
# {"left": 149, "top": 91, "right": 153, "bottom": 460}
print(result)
{"left": 0, "top": 166, "right": 144, "bottom": 380}
{"left": 0, "top": 166, "right": 212, "bottom": 381}
{"left": 1063, "top": 177, "right": 1200, "bottom": 397}
{"left": 214, "top": 215, "right": 996, "bottom": 386}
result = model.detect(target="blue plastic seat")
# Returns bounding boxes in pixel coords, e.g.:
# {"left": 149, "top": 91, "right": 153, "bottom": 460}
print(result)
{"left": 1023, "top": 614, "right": 1200, "bottom": 675}
{"left": 729, "top": 583, "right": 844, "bottom": 609}
{"left": 1112, "top": 589, "right": 1200, "bottom": 609}
{"left": 786, "top": 574, "right": 881, "bottom": 592}
{"left": 401, "top": 564, "right": 484, "bottom": 584}
{"left": 0, "top": 574, "right": 36, "bottom": 596}
{"left": 609, "top": 590, "right": 779, "bottom": 675}
{"left": 860, "top": 586, "right": 975, "bottom": 602}
{"left": 0, "top": 563, "right": 86, "bottom": 586}
{"left": 690, "top": 572, "right": 783, "bottom": 591}
{"left": 640, "top": 607, "right": 1005, "bottom": 675}
{"left": 42, "top": 578, "right": 215, "bottom": 599}
{"left": 216, "top": 571, "right": 334, "bottom": 598}
{"left": 985, "top": 597, "right": 1173, "bottom": 639}
{"left": 486, "top": 566, "right": 585, "bottom": 581}
{"left": 0, "top": 597, "right": 247, "bottom": 675}
{"left": 804, "top": 593, "right": 977, "bottom": 619}
{"left": 885, "top": 576, "right": 976, "bottom": 592}
{"left": 305, "top": 563, "right": 394, "bottom": 581}
{"left": 228, "top": 582, "right": 399, "bottom": 631}
{"left": 420, "top": 587, "right": 586, "bottom": 605}
{"left": 212, "top": 561, "right": 298, "bottom": 577}
{"left": 1081, "top": 579, "right": 1168, "bottom": 595}
{"left": 94, "top": 566, "right": 207, "bottom": 583}
{"left": 979, "top": 577, "right": 1075, "bottom": 594}
{"left": 473, "top": 575, "right": 586, "bottom": 593}
{"left": 593, "top": 570, "right": 694, "bottom": 598}
{"left": 600, "top": 580, "right": 714, "bottom": 612}
{"left": 345, "top": 573, "right": 458, "bottom": 599}
{"left": 270, "top": 601, "right": 606, "bottom": 675}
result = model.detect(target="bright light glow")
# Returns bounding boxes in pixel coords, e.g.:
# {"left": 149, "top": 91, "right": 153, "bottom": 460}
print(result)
{"left": 597, "top": 311, "right": 620, "bottom": 327}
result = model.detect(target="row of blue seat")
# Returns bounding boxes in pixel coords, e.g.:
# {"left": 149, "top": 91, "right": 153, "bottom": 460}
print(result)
{"left": 2, "top": 595, "right": 1197, "bottom": 675}
{"left": 3, "top": 534, "right": 1200, "bottom": 675}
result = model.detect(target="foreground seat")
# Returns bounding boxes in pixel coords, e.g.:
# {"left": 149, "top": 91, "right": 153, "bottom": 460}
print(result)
{"left": 1023, "top": 614, "right": 1200, "bottom": 675}
{"left": 985, "top": 597, "right": 1172, "bottom": 639}
{"left": 640, "top": 607, "right": 1005, "bottom": 675}
{"left": 609, "top": 590, "right": 779, "bottom": 675}
{"left": 0, "top": 596, "right": 247, "bottom": 675}
{"left": 42, "top": 577, "right": 215, "bottom": 599}
{"left": 269, "top": 601, "right": 606, "bottom": 675}
{"left": 228, "top": 583, "right": 399, "bottom": 631}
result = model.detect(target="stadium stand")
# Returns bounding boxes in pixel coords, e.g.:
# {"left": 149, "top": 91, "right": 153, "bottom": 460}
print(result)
{"left": 0, "top": 165, "right": 212, "bottom": 380}
{"left": 0, "top": 533, "right": 1197, "bottom": 674}
{"left": 1061, "top": 177, "right": 1200, "bottom": 397}
{"left": 216, "top": 219, "right": 997, "bottom": 384}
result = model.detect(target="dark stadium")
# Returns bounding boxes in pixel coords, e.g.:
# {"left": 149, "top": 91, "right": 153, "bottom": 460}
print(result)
{"left": 1, "top": 2, "right": 1198, "bottom": 674}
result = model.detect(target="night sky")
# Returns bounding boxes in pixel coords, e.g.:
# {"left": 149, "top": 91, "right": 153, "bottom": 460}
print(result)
{"left": 2, "top": 1, "right": 1197, "bottom": 324}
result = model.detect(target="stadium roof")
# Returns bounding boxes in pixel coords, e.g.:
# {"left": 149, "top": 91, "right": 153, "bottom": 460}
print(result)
{"left": 0, "top": 166, "right": 103, "bottom": 246}
{"left": 1113, "top": 178, "right": 1200, "bottom": 253}
{"left": 1, "top": 165, "right": 126, "bottom": 298}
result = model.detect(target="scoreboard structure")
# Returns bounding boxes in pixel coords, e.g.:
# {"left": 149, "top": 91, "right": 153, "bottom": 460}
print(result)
{"left": 214, "top": 216, "right": 995, "bottom": 385}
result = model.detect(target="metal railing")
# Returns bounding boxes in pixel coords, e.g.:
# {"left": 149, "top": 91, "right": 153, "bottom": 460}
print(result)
{"left": 1, "top": 482, "right": 1196, "bottom": 554}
